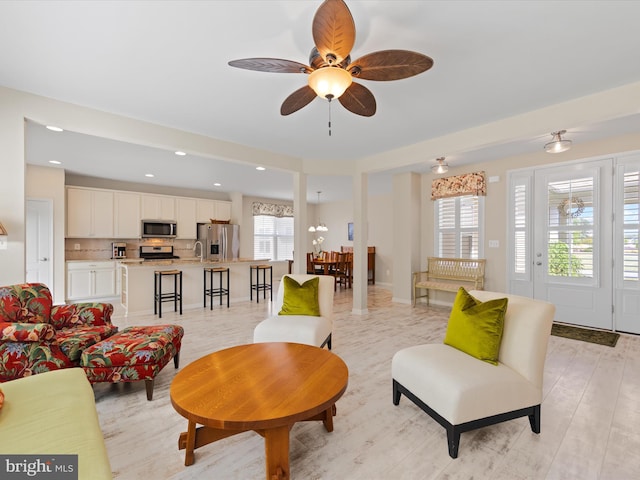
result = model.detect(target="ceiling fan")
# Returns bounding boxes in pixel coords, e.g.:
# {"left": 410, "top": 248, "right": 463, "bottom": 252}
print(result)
{"left": 228, "top": 0, "right": 434, "bottom": 117}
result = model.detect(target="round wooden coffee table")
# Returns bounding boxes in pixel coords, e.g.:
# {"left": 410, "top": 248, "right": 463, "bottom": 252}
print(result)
{"left": 170, "top": 342, "right": 349, "bottom": 480}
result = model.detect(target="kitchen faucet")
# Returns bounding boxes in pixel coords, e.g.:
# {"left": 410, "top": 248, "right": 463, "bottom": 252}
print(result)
{"left": 193, "top": 241, "right": 204, "bottom": 262}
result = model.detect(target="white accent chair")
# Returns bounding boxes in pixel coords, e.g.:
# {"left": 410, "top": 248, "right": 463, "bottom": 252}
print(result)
{"left": 392, "top": 290, "right": 555, "bottom": 458}
{"left": 253, "top": 274, "right": 335, "bottom": 349}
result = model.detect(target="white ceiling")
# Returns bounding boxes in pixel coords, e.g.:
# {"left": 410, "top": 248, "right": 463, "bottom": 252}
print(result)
{"left": 4, "top": 1, "right": 640, "bottom": 203}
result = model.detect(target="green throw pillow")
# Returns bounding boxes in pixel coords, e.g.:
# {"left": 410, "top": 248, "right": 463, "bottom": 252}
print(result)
{"left": 279, "top": 276, "right": 321, "bottom": 316}
{"left": 443, "top": 287, "right": 508, "bottom": 365}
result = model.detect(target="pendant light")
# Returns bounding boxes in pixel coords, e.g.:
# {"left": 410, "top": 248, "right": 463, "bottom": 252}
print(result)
{"left": 544, "top": 130, "right": 572, "bottom": 153}
{"left": 308, "top": 191, "right": 328, "bottom": 232}
{"left": 431, "top": 157, "right": 449, "bottom": 175}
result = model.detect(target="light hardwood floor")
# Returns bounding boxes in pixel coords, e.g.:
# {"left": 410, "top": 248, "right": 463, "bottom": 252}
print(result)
{"left": 96, "top": 283, "right": 640, "bottom": 479}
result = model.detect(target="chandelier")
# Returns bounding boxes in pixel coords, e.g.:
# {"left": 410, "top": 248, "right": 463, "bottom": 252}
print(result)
{"left": 308, "top": 191, "right": 328, "bottom": 232}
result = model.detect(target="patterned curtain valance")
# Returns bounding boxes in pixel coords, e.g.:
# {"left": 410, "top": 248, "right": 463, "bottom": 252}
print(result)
{"left": 252, "top": 202, "right": 294, "bottom": 218}
{"left": 431, "top": 171, "right": 487, "bottom": 200}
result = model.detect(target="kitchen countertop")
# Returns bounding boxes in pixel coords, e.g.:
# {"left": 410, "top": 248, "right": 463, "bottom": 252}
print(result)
{"left": 118, "top": 258, "right": 270, "bottom": 267}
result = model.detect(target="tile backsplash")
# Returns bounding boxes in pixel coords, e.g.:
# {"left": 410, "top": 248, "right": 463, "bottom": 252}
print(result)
{"left": 65, "top": 238, "right": 199, "bottom": 261}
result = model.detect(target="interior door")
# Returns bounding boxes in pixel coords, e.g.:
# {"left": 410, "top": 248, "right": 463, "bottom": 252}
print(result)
{"left": 533, "top": 159, "right": 613, "bottom": 329}
{"left": 26, "top": 199, "right": 53, "bottom": 290}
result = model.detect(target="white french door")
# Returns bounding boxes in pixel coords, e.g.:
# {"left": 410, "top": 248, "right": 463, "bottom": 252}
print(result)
{"left": 614, "top": 156, "right": 640, "bottom": 333}
{"left": 533, "top": 160, "right": 613, "bottom": 330}
{"left": 510, "top": 155, "right": 640, "bottom": 333}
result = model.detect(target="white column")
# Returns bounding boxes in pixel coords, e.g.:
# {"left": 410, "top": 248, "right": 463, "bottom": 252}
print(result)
{"left": 292, "top": 172, "right": 308, "bottom": 274}
{"left": 352, "top": 172, "right": 368, "bottom": 314}
{"left": 392, "top": 172, "right": 422, "bottom": 303}
{"left": 0, "top": 90, "right": 26, "bottom": 285}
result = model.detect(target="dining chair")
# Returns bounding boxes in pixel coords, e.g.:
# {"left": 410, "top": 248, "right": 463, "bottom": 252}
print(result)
{"left": 333, "top": 253, "right": 351, "bottom": 289}
{"left": 308, "top": 252, "right": 323, "bottom": 274}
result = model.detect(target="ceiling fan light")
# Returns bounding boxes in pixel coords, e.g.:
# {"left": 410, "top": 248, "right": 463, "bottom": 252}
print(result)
{"left": 308, "top": 226, "right": 316, "bottom": 232}
{"left": 308, "top": 67, "right": 352, "bottom": 99}
{"left": 544, "top": 130, "right": 572, "bottom": 153}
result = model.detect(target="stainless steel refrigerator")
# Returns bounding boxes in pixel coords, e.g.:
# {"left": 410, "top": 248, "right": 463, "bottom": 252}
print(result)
{"left": 197, "top": 223, "right": 240, "bottom": 261}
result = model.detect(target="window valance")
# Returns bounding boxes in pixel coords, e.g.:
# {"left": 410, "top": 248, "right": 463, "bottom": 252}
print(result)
{"left": 252, "top": 202, "right": 293, "bottom": 218}
{"left": 431, "top": 171, "right": 487, "bottom": 200}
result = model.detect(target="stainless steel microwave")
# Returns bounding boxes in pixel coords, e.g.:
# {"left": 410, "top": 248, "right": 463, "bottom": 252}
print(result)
{"left": 141, "top": 220, "right": 177, "bottom": 238}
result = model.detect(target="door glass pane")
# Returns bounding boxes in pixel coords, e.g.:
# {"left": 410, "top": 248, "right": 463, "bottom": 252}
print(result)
{"left": 513, "top": 184, "right": 527, "bottom": 274}
{"left": 623, "top": 170, "right": 639, "bottom": 281}
{"left": 547, "top": 177, "right": 594, "bottom": 278}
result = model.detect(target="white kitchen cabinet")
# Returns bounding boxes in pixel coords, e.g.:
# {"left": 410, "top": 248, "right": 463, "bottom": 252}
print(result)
{"left": 66, "top": 187, "right": 114, "bottom": 238}
{"left": 114, "top": 191, "right": 141, "bottom": 238}
{"left": 176, "top": 197, "right": 197, "bottom": 239}
{"left": 215, "top": 201, "right": 232, "bottom": 221}
{"left": 196, "top": 199, "right": 216, "bottom": 224}
{"left": 66, "top": 261, "right": 117, "bottom": 301}
{"left": 196, "top": 199, "right": 232, "bottom": 223}
{"left": 141, "top": 194, "right": 175, "bottom": 220}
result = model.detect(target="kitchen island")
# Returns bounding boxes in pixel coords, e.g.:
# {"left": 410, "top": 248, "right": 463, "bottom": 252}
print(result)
{"left": 119, "top": 258, "right": 272, "bottom": 316}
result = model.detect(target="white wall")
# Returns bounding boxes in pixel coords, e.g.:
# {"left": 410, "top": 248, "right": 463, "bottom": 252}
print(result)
{"left": 313, "top": 193, "right": 394, "bottom": 286}
{"left": 25, "top": 165, "right": 66, "bottom": 303}
{"left": 0, "top": 92, "right": 25, "bottom": 286}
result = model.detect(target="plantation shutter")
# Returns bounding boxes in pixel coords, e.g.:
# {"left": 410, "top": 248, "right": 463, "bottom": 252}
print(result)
{"left": 253, "top": 215, "right": 275, "bottom": 260}
{"left": 513, "top": 179, "right": 529, "bottom": 277}
{"left": 437, "top": 198, "right": 457, "bottom": 257}
{"left": 623, "top": 169, "right": 640, "bottom": 281}
{"left": 435, "top": 195, "right": 481, "bottom": 259}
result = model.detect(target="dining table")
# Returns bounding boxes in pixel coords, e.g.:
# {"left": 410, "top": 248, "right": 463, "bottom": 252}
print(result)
{"left": 311, "top": 258, "right": 338, "bottom": 275}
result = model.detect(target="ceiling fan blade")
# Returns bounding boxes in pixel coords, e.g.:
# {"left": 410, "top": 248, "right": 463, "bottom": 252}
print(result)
{"left": 312, "top": 0, "right": 355, "bottom": 66}
{"left": 281, "top": 85, "right": 317, "bottom": 116}
{"left": 347, "top": 50, "right": 434, "bottom": 81}
{"left": 228, "top": 58, "right": 312, "bottom": 74}
{"left": 338, "top": 82, "right": 376, "bottom": 117}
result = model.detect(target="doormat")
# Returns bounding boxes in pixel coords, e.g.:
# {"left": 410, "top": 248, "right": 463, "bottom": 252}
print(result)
{"left": 551, "top": 323, "right": 620, "bottom": 347}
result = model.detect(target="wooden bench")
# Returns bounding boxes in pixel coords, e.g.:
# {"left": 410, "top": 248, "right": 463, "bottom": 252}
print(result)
{"left": 413, "top": 257, "right": 486, "bottom": 306}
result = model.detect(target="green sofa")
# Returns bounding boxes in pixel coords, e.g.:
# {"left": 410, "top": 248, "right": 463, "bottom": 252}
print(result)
{"left": 0, "top": 368, "right": 112, "bottom": 479}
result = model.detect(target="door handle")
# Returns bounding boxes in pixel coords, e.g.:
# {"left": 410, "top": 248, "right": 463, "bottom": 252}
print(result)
{"left": 39, "top": 257, "right": 48, "bottom": 262}
{"left": 536, "top": 261, "right": 542, "bottom": 266}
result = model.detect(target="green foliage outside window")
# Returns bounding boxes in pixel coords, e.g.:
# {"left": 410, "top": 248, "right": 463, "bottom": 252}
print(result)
{"left": 548, "top": 242, "right": 584, "bottom": 277}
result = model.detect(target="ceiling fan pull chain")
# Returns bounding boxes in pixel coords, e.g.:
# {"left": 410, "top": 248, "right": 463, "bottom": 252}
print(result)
{"left": 328, "top": 96, "right": 333, "bottom": 136}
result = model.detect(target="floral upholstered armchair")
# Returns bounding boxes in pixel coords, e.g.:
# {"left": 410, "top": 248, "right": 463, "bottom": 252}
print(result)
{"left": 0, "top": 283, "right": 117, "bottom": 382}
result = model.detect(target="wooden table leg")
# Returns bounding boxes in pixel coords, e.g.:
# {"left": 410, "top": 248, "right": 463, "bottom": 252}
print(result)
{"left": 263, "top": 425, "right": 290, "bottom": 480}
{"left": 184, "top": 420, "right": 196, "bottom": 466}
{"left": 322, "top": 404, "right": 337, "bottom": 432}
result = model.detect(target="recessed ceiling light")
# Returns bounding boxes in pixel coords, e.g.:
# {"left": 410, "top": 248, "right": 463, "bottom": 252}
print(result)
{"left": 145, "top": 173, "right": 155, "bottom": 178}
{"left": 175, "top": 151, "right": 186, "bottom": 156}
{"left": 48, "top": 160, "right": 62, "bottom": 165}
{"left": 213, "top": 183, "right": 221, "bottom": 187}
{"left": 256, "top": 166, "right": 266, "bottom": 171}
{"left": 46, "top": 125, "right": 63, "bottom": 132}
